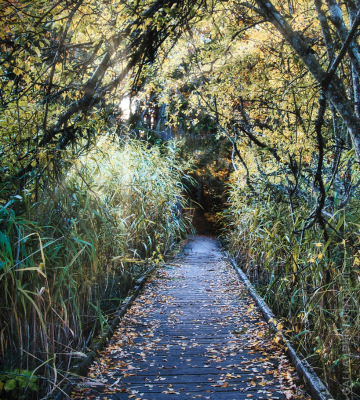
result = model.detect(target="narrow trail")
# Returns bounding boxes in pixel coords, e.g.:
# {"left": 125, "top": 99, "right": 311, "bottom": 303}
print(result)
{"left": 71, "top": 236, "right": 310, "bottom": 399}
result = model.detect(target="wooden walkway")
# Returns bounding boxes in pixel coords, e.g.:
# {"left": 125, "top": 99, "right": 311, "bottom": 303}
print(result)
{"left": 71, "top": 236, "right": 310, "bottom": 399}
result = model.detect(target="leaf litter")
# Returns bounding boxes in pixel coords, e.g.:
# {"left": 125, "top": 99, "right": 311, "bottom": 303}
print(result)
{"left": 71, "top": 236, "right": 311, "bottom": 400}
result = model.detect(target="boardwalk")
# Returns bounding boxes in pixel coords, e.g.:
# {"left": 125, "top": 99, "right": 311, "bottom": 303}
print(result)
{"left": 71, "top": 236, "right": 310, "bottom": 399}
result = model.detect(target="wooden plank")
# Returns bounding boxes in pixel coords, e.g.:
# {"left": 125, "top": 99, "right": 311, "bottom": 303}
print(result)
{"left": 70, "top": 236, "right": 311, "bottom": 400}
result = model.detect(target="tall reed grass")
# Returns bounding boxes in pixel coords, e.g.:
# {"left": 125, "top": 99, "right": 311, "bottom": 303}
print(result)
{"left": 225, "top": 184, "right": 360, "bottom": 396}
{"left": 0, "top": 139, "right": 191, "bottom": 398}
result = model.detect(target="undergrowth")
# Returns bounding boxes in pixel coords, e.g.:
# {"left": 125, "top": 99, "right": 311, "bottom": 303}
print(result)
{"left": 0, "top": 138, "right": 191, "bottom": 399}
{"left": 224, "top": 185, "right": 360, "bottom": 398}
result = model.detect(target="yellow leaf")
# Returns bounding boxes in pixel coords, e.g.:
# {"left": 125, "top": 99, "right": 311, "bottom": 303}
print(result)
{"left": 318, "top": 254, "right": 323, "bottom": 260}
{"left": 247, "top": 304, "right": 255, "bottom": 313}
{"left": 315, "top": 243, "right": 323, "bottom": 247}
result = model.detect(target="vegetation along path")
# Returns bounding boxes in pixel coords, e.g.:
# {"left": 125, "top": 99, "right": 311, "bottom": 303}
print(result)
{"left": 71, "top": 236, "right": 310, "bottom": 400}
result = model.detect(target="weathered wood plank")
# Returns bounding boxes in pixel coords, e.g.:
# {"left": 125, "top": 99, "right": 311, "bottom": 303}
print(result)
{"left": 70, "top": 235, "right": 310, "bottom": 400}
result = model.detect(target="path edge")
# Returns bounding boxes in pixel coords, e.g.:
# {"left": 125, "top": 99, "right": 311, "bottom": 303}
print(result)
{"left": 225, "top": 252, "right": 334, "bottom": 400}
{"left": 52, "top": 266, "right": 156, "bottom": 400}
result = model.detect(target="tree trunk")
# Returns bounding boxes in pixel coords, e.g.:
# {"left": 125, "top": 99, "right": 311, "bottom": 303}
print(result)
{"left": 253, "top": 0, "right": 360, "bottom": 161}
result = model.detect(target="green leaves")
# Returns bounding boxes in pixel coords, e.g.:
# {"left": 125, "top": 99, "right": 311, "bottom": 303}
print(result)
{"left": 32, "top": 46, "right": 41, "bottom": 56}
{"left": 0, "top": 369, "right": 38, "bottom": 393}
{"left": 4, "top": 379, "right": 16, "bottom": 392}
{"left": 0, "top": 138, "right": 191, "bottom": 397}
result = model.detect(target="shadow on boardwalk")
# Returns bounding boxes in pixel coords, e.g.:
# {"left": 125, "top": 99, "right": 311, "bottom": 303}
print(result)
{"left": 71, "top": 236, "right": 310, "bottom": 400}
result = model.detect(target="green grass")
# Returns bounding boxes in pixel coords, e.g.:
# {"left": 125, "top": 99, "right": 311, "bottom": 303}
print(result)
{"left": 224, "top": 184, "right": 360, "bottom": 396}
{"left": 0, "top": 139, "right": 192, "bottom": 398}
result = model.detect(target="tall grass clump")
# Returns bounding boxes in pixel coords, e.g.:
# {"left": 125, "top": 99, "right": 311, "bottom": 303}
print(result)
{"left": 225, "top": 177, "right": 360, "bottom": 397}
{"left": 0, "top": 139, "right": 191, "bottom": 398}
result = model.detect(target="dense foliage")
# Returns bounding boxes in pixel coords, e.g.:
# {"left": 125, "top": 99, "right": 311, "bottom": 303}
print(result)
{"left": 2, "top": 0, "right": 360, "bottom": 398}
{"left": 0, "top": 138, "right": 190, "bottom": 398}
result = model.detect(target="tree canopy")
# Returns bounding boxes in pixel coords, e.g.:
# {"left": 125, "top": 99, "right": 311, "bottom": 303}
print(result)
{"left": 3, "top": 0, "right": 360, "bottom": 222}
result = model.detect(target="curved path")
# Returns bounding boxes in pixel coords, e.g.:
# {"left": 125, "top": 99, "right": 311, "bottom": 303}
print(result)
{"left": 71, "top": 236, "right": 310, "bottom": 399}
